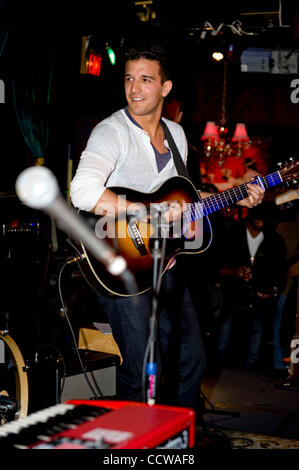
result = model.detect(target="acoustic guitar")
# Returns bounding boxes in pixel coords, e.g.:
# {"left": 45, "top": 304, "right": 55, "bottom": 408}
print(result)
{"left": 76, "top": 159, "right": 298, "bottom": 297}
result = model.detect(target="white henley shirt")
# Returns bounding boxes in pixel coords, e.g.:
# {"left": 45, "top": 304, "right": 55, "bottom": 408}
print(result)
{"left": 70, "top": 108, "right": 188, "bottom": 212}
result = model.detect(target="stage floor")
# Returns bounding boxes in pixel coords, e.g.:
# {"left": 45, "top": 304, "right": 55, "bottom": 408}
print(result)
{"left": 195, "top": 364, "right": 299, "bottom": 449}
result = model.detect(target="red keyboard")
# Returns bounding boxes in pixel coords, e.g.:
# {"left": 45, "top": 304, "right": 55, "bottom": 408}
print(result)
{"left": 0, "top": 400, "right": 195, "bottom": 449}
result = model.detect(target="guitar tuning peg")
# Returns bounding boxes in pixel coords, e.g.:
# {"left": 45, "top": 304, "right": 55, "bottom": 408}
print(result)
{"left": 277, "top": 161, "right": 284, "bottom": 168}
{"left": 289, "top": 157, "right": 295, "bottom": 163}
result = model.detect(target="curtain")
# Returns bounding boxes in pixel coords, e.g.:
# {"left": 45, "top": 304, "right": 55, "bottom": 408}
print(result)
{"left": 0, "top": 0, "right": 9, "bottom": 56}
{"left": 11, "top": 54, "right": 55, "bottom": 164}
{"left": 8, "top": 0, "right": 57, "bottom": 165}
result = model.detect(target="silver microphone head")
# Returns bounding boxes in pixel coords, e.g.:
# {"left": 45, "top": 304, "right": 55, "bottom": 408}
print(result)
{"left": 15, "top": 166, "right": 59, "bottom": 209}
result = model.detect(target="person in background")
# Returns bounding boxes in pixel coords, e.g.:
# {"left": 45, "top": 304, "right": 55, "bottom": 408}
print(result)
{"left": 216, "top": 202, "right": 287, "bottom": 370}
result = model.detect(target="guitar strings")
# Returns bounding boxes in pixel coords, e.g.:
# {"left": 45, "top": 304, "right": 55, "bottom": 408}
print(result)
{"left": 183, "top": 170, "right": 282, "bottom": 223}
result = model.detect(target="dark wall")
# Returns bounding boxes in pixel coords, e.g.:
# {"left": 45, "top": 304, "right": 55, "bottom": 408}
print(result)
{"left": 1, "top": 0, "right": 299, "bottom": 193}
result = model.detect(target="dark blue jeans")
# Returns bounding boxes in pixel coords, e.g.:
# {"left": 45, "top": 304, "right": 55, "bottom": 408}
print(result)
{"left": 98, "top": 266, "right": 206, "bottom": 409}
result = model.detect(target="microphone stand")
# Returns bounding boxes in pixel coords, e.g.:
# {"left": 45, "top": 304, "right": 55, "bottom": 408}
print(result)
{"left": 146, "top": 207, "right": 167, "bottom": 406}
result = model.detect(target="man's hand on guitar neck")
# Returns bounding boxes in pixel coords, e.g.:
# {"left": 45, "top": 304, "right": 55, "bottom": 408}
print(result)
{"left": 199, "top": 178, "right": 264, "bottom": 209}
{"left": 237, "top": 179, "right": 265, "bottom": 208}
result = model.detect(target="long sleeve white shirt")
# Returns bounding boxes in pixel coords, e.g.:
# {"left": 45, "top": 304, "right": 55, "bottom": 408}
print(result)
{"left": 70, "top": 108, "right": 188, "bottom": 211}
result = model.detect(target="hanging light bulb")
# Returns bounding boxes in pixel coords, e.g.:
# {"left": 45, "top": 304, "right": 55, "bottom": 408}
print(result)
{"left": 212, "top": 51, "right": 224, "bottom": 62}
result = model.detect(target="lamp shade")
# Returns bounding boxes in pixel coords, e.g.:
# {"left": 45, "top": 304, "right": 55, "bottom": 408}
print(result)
{"left": 232, "top": 123, "right": 249, "bottom": 142}
{"left": 201, "top": 121, "right": 220, "bottom": 141}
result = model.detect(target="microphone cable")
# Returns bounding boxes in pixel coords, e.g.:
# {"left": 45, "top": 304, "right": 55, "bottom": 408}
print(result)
{"left": 66, "top": 237, "right": 139, "bottom": 300}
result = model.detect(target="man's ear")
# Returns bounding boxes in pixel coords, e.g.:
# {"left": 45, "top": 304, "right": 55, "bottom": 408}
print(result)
{"left": 162, "top": 80, "right": 172, "bottom": 98}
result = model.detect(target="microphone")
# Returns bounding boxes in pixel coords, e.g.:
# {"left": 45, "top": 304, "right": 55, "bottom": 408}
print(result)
{"left": 15, "top": 166, "right": 137, "bottom": 293}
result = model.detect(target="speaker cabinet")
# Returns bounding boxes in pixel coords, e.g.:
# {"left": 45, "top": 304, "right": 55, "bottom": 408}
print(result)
{"left": 27, "top": 350, "right": 119, "bottom": 413}
{"left": 60, "top": 350, "right": 119, "bottom": 402}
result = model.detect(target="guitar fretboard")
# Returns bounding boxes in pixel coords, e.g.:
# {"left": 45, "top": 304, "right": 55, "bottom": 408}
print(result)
{"left": 185, "top": 171, "right": 283, "bottom": 222}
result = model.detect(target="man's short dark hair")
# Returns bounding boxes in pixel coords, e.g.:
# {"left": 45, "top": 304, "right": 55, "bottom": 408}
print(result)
{"left": 124, "top": 41, "right": 171, "bottom": 82}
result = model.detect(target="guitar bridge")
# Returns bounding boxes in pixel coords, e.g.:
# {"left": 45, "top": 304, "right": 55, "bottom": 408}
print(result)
{"left": 127, "top": 220, "right": 148, "bottom": 256}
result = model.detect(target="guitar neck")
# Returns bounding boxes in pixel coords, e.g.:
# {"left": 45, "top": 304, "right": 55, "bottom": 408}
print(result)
{"left": 188, "top": 170, "right": 283, "bottom": 221}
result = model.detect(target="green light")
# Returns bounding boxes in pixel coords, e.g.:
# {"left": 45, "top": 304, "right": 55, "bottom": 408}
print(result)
{"left": 106, "top": 46, "right": 116, "bottom": 65}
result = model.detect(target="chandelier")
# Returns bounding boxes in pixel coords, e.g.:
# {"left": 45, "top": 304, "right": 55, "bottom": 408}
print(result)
{"left": 201, "top": 120, "right": 250, "bottom": 160}
{"left": 200, "top": 59, "right": 250, "bottom": 164}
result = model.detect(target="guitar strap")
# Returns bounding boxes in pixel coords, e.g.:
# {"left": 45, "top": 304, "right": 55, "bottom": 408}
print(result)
{"left": 160, "top": 119, "right": 191, "bottom": 181}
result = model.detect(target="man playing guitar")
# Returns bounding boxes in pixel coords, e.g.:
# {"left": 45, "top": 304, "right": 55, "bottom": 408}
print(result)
{"left": 70, "top": 40, "right": 264, "bottom": 409}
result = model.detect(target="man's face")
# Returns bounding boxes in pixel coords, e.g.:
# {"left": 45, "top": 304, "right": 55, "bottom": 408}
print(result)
{"left": 124, "top": 58, "right": 172, "bottom": 119}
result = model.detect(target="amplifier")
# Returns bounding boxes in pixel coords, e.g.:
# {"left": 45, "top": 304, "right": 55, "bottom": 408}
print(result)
{"left": 0, "top": 400, "right": 195, "bottom": 449}
{"left": 27, "top": 350, "right": 120, "bottom": 414}
{"left": 2, "top": 220, "right": 40, "bottom": 238}
{"left": 60, "top": 350, "right": 120, "bottom": 402}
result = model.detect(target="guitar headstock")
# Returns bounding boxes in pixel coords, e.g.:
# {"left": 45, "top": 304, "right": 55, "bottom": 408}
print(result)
{"left": 278, "top": 158, "right": 299, "bottom": 184}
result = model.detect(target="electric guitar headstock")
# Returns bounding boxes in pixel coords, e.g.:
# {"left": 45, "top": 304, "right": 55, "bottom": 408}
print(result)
{"left": 275, "top": 188, "right": 299, "bottom": 205}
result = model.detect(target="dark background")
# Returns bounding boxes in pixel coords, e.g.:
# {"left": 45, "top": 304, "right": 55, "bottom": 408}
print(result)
{"left": 1, "top": 0, "right": 299, "bottom": 192}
